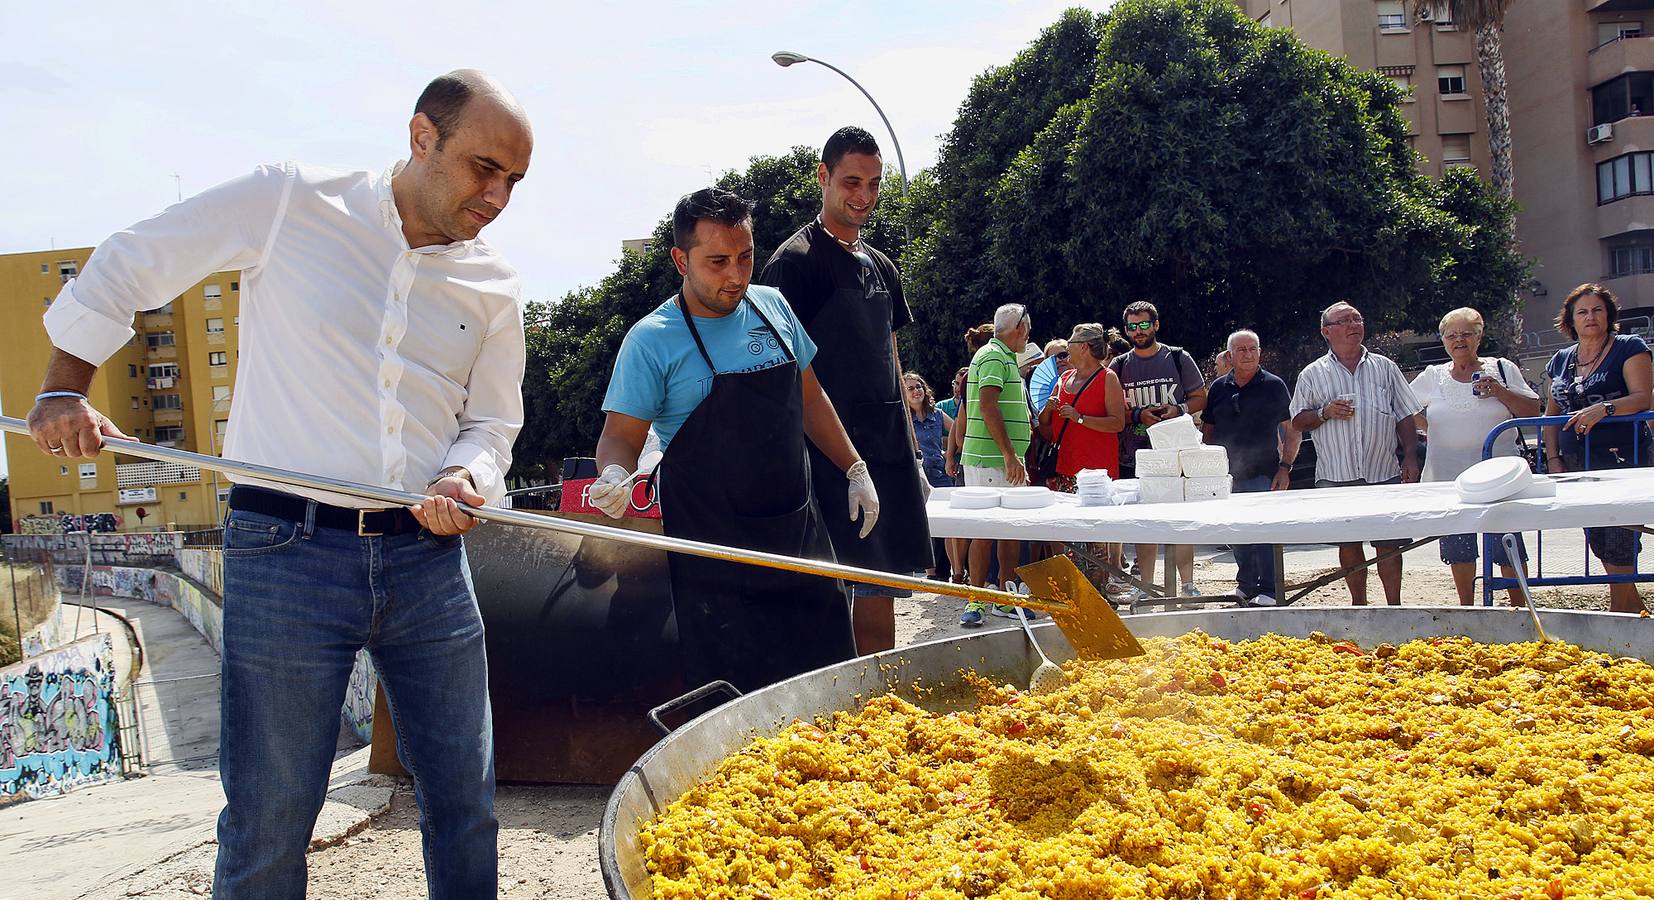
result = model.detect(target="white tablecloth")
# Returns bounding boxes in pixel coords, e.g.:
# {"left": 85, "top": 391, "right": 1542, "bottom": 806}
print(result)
{"left": 926, "top": 471, "right": 1654, "bottom": 544}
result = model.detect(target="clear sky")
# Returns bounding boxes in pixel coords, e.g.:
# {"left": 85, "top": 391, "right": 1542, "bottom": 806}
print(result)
{"left": 0, "top": 1, "right": 1118, "bottom": 482}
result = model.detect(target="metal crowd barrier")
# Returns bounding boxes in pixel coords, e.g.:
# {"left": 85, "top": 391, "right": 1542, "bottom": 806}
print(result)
{"left": 1478, "top": 410, "right": 1654, "bottom": 606}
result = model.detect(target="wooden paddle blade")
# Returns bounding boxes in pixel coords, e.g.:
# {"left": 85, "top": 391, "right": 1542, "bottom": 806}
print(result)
{"left": 1016, "top": 556, "right": 1144, "bottom": 660}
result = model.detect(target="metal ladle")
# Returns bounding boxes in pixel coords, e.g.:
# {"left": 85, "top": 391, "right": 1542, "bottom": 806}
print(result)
{"left": 1015, "top": 598, "right": 1064, "bottom": 694}
{"left": 1501, "top": 533, "right": 1551, "bottom": 643}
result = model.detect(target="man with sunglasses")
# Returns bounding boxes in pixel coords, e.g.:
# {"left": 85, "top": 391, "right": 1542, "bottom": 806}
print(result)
{"left": 759, "top": 126, "right": 932, "bottom": 655}
{"left": 1290, "top": 301, "right": 1423, "bottom": 606}
{"left": 1200, "top": 329, "right": 1298, "bottom": 607}
{"left": 1111, "top": 300, "right": 1207, "bottom": 597}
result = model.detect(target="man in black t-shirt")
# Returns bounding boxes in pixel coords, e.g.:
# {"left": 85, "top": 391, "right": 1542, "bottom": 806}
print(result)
{"left": 758, "top": 126, "right": 933, "bottom": 654}
{"left": 1201, "top": 329, "right": 1299, "bottom": 606}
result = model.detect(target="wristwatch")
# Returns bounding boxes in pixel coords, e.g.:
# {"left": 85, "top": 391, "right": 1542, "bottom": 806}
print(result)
{"left": 1278, "top": 461, "right": 1292, "bottom": 471}
{"left": 1077, "top": 415, "right": 1085, "bottom": 425}
{"left": 1604, "top": 401, "right": 1618, "bottom": 416}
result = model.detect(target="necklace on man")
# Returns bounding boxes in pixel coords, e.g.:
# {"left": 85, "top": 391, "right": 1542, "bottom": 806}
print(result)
{"left": 818, "top": 216, "right": 860, "bottom": 253}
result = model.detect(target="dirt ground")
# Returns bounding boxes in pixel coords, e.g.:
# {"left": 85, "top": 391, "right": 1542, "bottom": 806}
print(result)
{"left": 290, "top": 554, "right": 1640, "bottom": 900}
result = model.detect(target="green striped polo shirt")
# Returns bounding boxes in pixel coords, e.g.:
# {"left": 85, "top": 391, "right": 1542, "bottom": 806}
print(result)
{"left": 961, "top": 338, "right": 1032, "bottom": 467}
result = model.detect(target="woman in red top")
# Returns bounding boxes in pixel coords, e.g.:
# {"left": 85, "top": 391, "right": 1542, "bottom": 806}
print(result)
{"left": 1039, "top": 323, "right": 1127, "bottom": 489}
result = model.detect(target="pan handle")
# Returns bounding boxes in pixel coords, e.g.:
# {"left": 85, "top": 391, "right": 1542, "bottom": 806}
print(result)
{"left": 647, "top": 680, "right": 742, "bottom": 736}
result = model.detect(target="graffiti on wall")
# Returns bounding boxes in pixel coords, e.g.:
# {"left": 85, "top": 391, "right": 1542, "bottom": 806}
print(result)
{"left": 58, "top": 565, "right": 222, "bottom": 655}
{"left": 3, "top": 533, "right": 182, "bottom": 566}
{"left": 177, "top": 548, "right": 224, "bottom": 597}
{"left": 17, "top": 517, "right": 62, "bottom": 536}
{"left": 343, "top": 650, "right": 376, "bottom": 744}
{"left": 0, "top": 634, "right": 121, "bottom": 803}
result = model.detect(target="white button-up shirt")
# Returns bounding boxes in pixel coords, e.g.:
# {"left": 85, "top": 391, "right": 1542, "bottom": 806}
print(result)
{"left": 1290, "top": 347, "right": 1422, "bottom": 484}
{"left": 44, "top": 160, "right": 525, "bottom": 508}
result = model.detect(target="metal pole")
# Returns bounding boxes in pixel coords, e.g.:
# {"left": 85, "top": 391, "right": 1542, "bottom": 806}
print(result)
{"left": 775, "top": 53, "right": 910, "bottom": 242}
{"left": 5, "top": 543, "right": 22, "bottom": 660}
{"left": 0, "top": 416, "right": 1046, "bottom": 612}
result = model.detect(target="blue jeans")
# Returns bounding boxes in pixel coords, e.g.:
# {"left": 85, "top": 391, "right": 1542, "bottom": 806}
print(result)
{"left": 1232, "top": 475, "right": 1276, "bottom": 598}
{"left": 214, "top": 507, "right": 496, "bottom": 899}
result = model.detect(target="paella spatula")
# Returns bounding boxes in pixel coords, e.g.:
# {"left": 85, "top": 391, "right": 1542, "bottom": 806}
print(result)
{"left": 0, "top": 416, "right": 1144, "bottom": 660}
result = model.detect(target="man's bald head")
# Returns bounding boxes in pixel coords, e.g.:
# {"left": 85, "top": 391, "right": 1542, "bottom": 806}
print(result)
{"left": 414, "top": 69, "right": 530, "bottom": 151}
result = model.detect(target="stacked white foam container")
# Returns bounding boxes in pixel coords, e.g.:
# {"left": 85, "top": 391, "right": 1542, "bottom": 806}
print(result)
{"left": 1134, "top": 417, "right": 1233, "bottom": 503}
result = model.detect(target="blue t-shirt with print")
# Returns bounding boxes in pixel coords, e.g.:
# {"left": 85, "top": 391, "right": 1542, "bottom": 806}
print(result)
{"left": 602, "top": 285, "right": 817, "bottom": 449}
{"left": 1545, "top": 333, "right": 1652, "bottom": 465}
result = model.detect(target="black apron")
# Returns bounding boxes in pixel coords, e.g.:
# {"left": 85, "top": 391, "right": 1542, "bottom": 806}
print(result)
{"left": 800, "top": 229, "right": 934, "bottom": 575}
{"left": 657, "top": 295, "right": 855, "bottom": 693}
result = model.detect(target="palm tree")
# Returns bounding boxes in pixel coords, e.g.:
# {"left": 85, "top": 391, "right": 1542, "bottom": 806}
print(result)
{"left": 1440, "top": 0, "right": 1518, "bottom": 198}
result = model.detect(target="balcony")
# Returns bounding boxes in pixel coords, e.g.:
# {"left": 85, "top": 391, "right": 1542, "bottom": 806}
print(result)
{"left": 1590, "top": 2, "right": 1654, "bottom": 14}
{"left": 1590, "top": 35, "right": 1654, "bottom": 88}
{"left": 1599, "top": 273, "right": 1654, "bottom": 307}
{"left": 146, "top": 376, "right": 176, "bottom": 390}
{"left": 1597, "top": 193, "right": 1654, "bottom": 239}
{"left": 1593, "top": 113, "right": 1654, "bottom": 163}
{"left": 143, "top": 313, "right": 173, "bottom": 328}
{"left": 152, "top": 409, "right": 183, "bottom": 426}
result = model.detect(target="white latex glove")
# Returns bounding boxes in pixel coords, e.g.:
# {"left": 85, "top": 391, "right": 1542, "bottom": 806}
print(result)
{"left": 587, "top": 464, "right": 632, "bottom": 519}
{"left": 916, "top": 457, "right": 933, "bottom": 503}
{"left": 846, "top": 459, "right": 881, "bottom": 539}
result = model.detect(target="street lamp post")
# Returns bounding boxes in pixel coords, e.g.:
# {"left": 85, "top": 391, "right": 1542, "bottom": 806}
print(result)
{"left": 770, "top": 50, "right": 910, "bottom": 238}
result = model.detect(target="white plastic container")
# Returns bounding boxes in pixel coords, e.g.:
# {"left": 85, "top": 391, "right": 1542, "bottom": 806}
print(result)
{"left": 1000, "top": 486, "right": 1056, "bottom": 509}
{"left": 948, "top": 487, "right": 1001, "bottom": 510}
{"left": 1146, "top": 416, "right": 1201, "bottom": 450}
{"left": 1133, "top": 448, "right": 1183, "bottom": 477}
{"left": 1178, "top": 445, "right": 1230, "bottom": 478}
{"left": 1137, "top": 475, "right": 1185, "bottom": 504}
{"left": 1184, "top": 475, "right": 1233, "bottom": 501}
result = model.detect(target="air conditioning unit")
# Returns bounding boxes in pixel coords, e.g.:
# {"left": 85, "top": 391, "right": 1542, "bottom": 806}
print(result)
{"left": 1589, "top": 123, "right": 1615, "bottom": 145}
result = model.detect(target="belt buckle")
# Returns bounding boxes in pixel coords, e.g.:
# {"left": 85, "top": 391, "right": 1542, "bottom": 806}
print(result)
{"left": 357, "top": 509, "right": 385, "bottom": 537}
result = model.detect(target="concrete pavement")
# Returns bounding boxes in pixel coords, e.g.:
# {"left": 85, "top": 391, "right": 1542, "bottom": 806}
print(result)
{"left": 2, "top": 597, "right": 388, "bottom": 900}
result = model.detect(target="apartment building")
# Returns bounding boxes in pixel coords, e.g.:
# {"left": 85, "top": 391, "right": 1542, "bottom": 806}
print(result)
{"left": 0, "top": 248, "right": 240, "bottom": 532}
{"left": 1503, "top": 1, "right": 1654, "bottom": 338}
{"left": 1235, "top": 0, "right": 1492, "bottom": 177}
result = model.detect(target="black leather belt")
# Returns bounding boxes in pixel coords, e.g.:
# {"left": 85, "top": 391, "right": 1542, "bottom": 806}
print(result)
{"left": 227, "top": 486, "right": 421, "bottom": 536}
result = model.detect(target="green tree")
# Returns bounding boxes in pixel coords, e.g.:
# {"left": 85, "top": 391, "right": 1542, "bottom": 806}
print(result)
{"left": 900, "top": 0, "right": 1526, "bottom": 385}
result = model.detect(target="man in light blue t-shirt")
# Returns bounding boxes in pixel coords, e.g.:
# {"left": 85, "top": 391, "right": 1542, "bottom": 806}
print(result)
{"left": 586, "top": 188, "right": 881, "bottom": 691}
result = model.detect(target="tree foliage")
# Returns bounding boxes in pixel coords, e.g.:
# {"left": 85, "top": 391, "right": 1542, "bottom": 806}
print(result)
{"left": 512, "top": 0, "right": 1529, "bottom": 480}
{"left": 900, "top": 0, "right": 1526, "bottom": 388}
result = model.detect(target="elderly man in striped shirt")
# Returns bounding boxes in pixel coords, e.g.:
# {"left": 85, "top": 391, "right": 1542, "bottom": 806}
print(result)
{"left": 1290, "top": 301, "right": 1423, "bottom": 606}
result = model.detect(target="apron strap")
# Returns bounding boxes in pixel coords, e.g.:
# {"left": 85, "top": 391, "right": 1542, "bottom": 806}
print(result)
{"left": 675, "top": 293, "right": 795, "bottom": 375}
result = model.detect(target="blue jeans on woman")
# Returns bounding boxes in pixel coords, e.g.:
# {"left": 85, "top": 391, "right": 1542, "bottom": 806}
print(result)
{"left": 1232, "top": 475, "right": 1277, "bottom": 599}
{"left": 214, "top": 506, "right": 497, "bottom": 899}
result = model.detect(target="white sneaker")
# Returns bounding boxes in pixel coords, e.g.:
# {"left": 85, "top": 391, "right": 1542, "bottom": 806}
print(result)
{"left": 1250, "top": 593, "right": 1278, "bottom": 607}
{"left": 1180, "top": 584, "right": 1202, "bottom": 598}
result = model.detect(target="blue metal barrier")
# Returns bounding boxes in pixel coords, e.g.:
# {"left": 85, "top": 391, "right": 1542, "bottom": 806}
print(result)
{"left": 1478, "top": 411, "right": 1654, "bottom": 605}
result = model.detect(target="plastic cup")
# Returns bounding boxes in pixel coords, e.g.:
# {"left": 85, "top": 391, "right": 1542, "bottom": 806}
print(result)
{"left": 1337, "top": 392, "right": 1356, "bottom": 413}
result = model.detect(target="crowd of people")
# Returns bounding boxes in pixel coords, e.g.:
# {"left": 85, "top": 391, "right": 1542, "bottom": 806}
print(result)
{"left": 919, "top": 285, "right": 1654, "bottom": 623}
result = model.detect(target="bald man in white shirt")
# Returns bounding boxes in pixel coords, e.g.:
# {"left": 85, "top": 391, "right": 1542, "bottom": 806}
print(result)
{"left": 26, "top": 71, "right": 529, "bottom": 899}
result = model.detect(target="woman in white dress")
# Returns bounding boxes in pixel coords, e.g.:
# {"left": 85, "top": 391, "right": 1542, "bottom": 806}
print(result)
{"left": 1410, "top": 307, "right": 1542, "bottom": 605}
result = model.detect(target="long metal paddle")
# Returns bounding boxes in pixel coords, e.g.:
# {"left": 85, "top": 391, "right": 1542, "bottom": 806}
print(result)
{"left": 0, "top": 416, "right": 1141, "bottom": 659}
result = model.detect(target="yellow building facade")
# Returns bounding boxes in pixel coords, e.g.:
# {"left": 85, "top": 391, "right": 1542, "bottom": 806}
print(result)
{"left": 1, "top": 248, "right": 241, "bottom": 533}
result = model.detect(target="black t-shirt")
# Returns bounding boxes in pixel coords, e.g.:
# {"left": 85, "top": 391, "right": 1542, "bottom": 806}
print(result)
{"left": 1545, "top": 333, "right": 1652, "bottom": 466}
{"left": 758, "top": 220, "right": 913, "bottom": 335}
{"left": 1202, "top": 368, "right": 1292, "bottom": 480}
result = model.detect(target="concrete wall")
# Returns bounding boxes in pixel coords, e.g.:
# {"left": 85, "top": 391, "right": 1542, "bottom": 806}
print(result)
{"left": 176, "top": 548, "right": 223, "bottom": 597}
{"left": 57, "top": 558, "right": 376, "bottom": 743}
{"left": 4, "top": 532, "right": 183, "bottom": 567}
{"left": 0, "top": 633, "right": 123, "bottom": 804}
